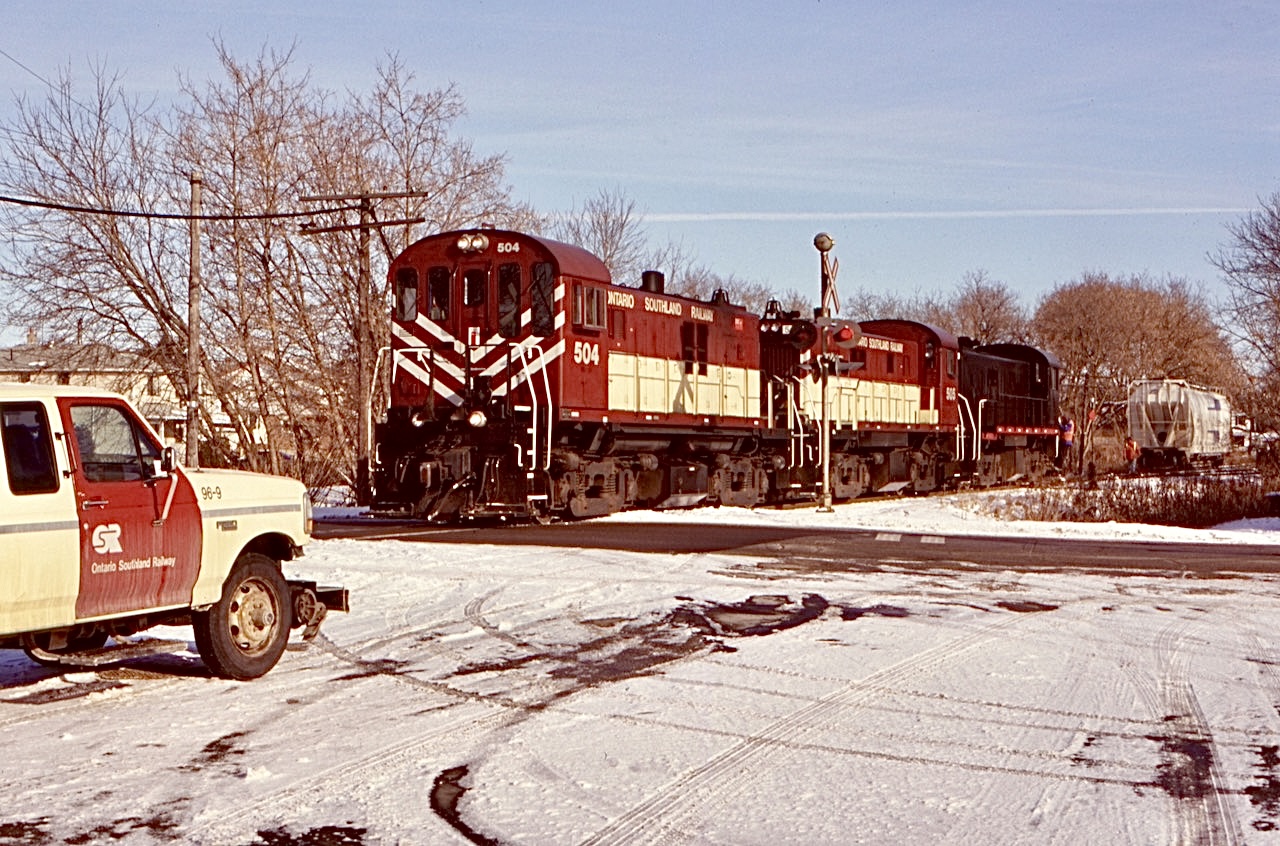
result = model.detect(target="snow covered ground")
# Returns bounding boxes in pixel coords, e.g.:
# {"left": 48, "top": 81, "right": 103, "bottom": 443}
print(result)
{"left": 3, "top": 493, "right": 1280, "bottom": 845}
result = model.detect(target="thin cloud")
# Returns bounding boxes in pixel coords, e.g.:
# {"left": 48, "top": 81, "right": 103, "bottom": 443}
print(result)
{"left": 647, "top": 208, "right": 1252, "bottom": 223}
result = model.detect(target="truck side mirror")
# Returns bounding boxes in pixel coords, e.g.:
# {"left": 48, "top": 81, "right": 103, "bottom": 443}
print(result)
{"left": 161, "top": 446, "right": 177, "bottom": 474}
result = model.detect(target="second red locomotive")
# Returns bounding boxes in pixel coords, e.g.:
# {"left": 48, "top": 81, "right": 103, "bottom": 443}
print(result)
{"left": 372, "top": 228, "right": 1061, "bottom": 521}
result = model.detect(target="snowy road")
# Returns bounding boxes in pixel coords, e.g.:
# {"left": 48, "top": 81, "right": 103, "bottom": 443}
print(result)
{"left": 4, "top": 496, "right": 1280, "bottom": 844}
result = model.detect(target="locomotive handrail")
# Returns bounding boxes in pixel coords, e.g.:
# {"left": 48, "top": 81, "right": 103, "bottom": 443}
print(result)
{"left": 384, "top": 344, "right": 436, "bottom": 403}
{"left": 956, "top": 394, "right": 977, "bottom": 461}
{"left": 514, "top": 342, "right": 553, "bottom": 471}
{"left": 787, "top": 376, "right": 815, "bottom": 466}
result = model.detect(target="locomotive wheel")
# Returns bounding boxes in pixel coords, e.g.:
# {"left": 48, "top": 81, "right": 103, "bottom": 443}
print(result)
{"left": 529, "top": 501, "right": 558, "bottom": 525}
{"left": 192, "top": 553, "right": 291, "bottom": 680}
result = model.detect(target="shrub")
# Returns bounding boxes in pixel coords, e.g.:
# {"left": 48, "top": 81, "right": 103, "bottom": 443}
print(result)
{"left": 979, "top": 475, "right": 1269, "bottom": 529}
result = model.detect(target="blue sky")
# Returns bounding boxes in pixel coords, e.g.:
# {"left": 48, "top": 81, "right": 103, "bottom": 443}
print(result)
{"left": 2, "top": 1, "right": 1277, "bottom": 311}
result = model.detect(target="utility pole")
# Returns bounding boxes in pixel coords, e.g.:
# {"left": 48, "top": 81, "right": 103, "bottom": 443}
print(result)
{"left": 299, "top": 189, "right": 425, "bottom": 505}
{"left": 355, "top": 195, "right": 373, "bottom": 505}
{"left": 186, "top": 172, "right": 202, "bottom": 469}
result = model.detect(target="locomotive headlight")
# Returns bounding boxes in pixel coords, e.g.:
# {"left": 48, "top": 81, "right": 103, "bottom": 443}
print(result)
{"left": 467, "top": 409, "right": 488, "bottom": 428}
{"left": 456, "top": 233, "right": 490, "bottom": 253}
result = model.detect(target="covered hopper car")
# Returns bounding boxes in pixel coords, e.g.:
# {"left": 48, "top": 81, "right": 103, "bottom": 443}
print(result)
{"left": 1128, "top": 379, "right": 1233, "bottom": 470}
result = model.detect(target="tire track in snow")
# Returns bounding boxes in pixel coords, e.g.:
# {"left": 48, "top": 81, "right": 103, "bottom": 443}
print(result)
{"left": 576, "top": 612, "right": 1028, "bottom": 846}
{"left": 1149, "top": 620, "right": 1244, "bottom": 846}
{"left": 184, "top": 703, "right": 516, "bottom": 845}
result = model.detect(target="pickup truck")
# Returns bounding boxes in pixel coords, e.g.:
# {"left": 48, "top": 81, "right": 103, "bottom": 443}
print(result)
{"left": 0, "top": 382, "right": 346, "bottom": 679}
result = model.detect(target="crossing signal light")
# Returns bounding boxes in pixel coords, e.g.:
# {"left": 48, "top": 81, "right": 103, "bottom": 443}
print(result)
{"left": 830, "top": 321, "right": 860, "bottom": 350}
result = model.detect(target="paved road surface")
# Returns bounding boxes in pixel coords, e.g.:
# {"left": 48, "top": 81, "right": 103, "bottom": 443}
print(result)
{"left": 315, "top": 516, "right": 1280, "bottom": 575}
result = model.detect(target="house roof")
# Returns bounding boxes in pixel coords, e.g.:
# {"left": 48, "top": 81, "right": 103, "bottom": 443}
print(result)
{"left": 0, "top": 343, "right": 154, "bottom": 375}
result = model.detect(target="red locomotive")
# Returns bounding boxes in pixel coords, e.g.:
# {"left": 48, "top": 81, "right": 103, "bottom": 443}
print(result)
{"left": 372, "top": 228, "right": 1061, "bottom": 521}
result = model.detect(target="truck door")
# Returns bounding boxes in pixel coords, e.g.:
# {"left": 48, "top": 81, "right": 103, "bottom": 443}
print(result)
{"left": 57, "top": 399, "right": 202, "bottom": 619}
{"left": 0, "top": 400, "right": 79, "bottom": 633}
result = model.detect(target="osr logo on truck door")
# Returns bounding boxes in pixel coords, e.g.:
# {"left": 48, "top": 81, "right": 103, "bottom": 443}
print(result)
{"left": 91, "top": 523, "right": 123, "bottom": 554}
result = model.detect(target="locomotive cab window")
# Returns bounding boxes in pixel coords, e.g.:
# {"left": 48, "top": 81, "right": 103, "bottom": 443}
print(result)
{"left": 498, "top": 263, "right": 521, "bottom": 338}
{"left": 464, "top": 268, "right": 487, "bottom": 306}
{"left": 572, "top": 283, "right": 606, "bottom": 331}
{"left": 427, "top": 266, "right": 450, "bottom": 321}
{"left": 394, "top": 267, "right": 418, "bottom": 322}
{"left": 530, "top": 262, "right": 555, "bottom": 336}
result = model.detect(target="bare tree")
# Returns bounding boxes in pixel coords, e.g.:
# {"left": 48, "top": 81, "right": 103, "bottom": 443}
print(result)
{"left": 1032, "top": 272, "right": 1240, "bottom": 470}
{"left": 0, "top": 45, "right": 533, "bottom": 489}
{"left": 672, "top": 268, "right": 780, "bottom": 313}
{"left": 950, "top": 270, "right": 1029, "bottom": 344}
{"left": 1213, "top": 193, "right": 1280, "bottom": 428}
{"left": 549, "top": 187, "right": 649, "bottom": 285}
{"left": 548, "top": 189, "right": 788, "bottom": 314}
{"left": 842, "top": 288, "right": 950, "bottom": 327}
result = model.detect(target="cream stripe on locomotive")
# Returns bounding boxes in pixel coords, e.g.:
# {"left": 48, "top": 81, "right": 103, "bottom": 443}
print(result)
{"left": 795, "top": 374, "right": 938, "bottom": 428}
{"left": 607, "top": 352, "right": 760, "bottom": 419}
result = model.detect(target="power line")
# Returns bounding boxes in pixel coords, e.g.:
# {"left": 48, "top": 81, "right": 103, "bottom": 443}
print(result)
{"left": 0, "top": 193, "right": 360, "bottom": 221}
{"left": 0, "top": 46, "right": 59, "bottom": 92}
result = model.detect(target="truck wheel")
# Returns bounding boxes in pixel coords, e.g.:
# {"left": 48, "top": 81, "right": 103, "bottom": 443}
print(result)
{"left": 193, "top": 553, "right": 291, "bottom": 680}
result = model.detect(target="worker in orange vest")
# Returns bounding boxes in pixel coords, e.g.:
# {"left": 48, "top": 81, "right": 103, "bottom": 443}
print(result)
{"left": 1124, "top": 436, "right": 1140, "bottom": 474}
{"left": 1058, "top": 416, "right": 1075, "bottom": 471}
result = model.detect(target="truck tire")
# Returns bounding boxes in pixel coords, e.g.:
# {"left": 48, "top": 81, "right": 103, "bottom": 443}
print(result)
{"left": 193, "top": 553, "right": 291, "bottom": 680}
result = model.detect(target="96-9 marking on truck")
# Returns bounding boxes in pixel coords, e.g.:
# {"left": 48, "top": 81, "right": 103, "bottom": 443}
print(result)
{"left": 201, "top": 486, "right": 222, "bottom": 501}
